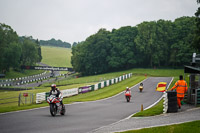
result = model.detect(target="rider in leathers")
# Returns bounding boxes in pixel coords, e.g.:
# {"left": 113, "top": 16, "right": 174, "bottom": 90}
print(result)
{"left": 49, "top": 84, "right": 64, "bottom": 108}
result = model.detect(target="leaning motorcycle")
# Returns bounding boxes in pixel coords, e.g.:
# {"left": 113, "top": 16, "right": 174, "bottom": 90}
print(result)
{"left": 125, "top": 92, "right": 131, "bottom": 102}
{"left": 47, "top": 95, "right": 65, "bottom": 116}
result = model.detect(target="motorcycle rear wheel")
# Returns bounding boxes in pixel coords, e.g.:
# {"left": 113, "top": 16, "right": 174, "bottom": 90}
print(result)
{"left": 50, "top": 103, "right": 57, "bottom": 116}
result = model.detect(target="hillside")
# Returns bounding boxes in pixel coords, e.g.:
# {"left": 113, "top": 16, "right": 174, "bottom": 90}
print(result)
{"left": 41, "top": 46, "right": 72, "bottom": 67}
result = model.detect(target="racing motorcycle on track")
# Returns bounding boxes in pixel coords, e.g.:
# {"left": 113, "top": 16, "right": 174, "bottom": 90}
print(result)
{"left": 125, "top": 91, "right": 131, "bottom": 102}
{"left": 47, "top": 95, "right": 65, "bottom": 116}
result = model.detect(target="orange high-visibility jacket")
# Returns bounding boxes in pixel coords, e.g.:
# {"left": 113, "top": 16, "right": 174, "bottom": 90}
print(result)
{"left": 171, "top": 80, "right": 188, "bottom": 97}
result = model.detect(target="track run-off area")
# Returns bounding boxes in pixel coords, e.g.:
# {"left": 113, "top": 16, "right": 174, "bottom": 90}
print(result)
{"left": 0, "top": 77, "right": 172, "bottom": 133}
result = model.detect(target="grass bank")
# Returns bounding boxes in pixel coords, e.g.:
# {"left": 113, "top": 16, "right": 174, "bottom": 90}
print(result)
{"left": 1, "top": 69, "right": 44, "bottom": 79}
{"left": 41, "top": 46, "right": 72, "bottom": 67}
{"left": 119, "top": 120, "right": 200, "bottom": 133}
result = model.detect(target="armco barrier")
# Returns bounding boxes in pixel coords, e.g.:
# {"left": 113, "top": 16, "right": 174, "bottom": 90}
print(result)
{"left": 94, "top": 84, "right": 98, "bottom": 90}
{"left": 98, "top": 83, "right": 101, "bottom": 89}
{"left": 101, "top": 81, "right": 104, "bottom": 88}
{"left": 36, "top": 92, "right": 46, "bottom": 104}
{"left": 62, "top": 88, "right": 78, "bottom": 97}
{"left": 79, "top": 86, "right": 91, "bottom": 93}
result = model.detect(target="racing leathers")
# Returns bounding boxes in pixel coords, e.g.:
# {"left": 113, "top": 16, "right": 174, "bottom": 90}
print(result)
{"left": 49, "top": 88, "right": 64, "bottom": 108}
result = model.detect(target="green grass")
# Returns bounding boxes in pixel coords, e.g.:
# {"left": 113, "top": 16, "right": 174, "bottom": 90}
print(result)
{"left": 133, "top": 99, "right": 164, "bottom": 117}
{"left": 129, "top": 68, "right": 184, "bottom": 77}
{"left": 119, "top": 120, "right": 200, "bottom": 133}
{"left": 41, "top": 46, "right": 72, "bottom": 67}
{"left": 2, "top": 69, "right": 44, "bottom": 79}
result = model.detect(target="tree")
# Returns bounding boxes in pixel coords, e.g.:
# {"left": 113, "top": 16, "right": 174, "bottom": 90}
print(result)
{"left": 193, "top": 6, "right": 200, "bottom": 51}
{"left": 21, "top": 38, "right": 40, "bottom": 66}
{"left": 35, "top": 39, "right": 42, "bottom": 62}
{"left": 39, "top": 38, "right": 71, "bottom": 48}
{"left": 0, "top": 23, "right": 20, "bottom": 73}
{"left": 71, "top": 29, "right": 111, "bottom": 75}
{"left": 171, "top": 17, "right": 196, "bottom": 66}
{"left": 71, "top": 17, "right": 196, "bottom": 75}
{"left": 135, "top": 21, "right": 158, "bottom": 67}
{"left": 3, "top": 42, "right": 22, "bottom": 71}
{"left": 108, "top": 26, "right": 138, "bottom": 70}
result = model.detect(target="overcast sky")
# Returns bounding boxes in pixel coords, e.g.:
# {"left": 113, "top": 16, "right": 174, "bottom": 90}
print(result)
{"left": 0, "top": 0, "right": 199, "bottom": 44}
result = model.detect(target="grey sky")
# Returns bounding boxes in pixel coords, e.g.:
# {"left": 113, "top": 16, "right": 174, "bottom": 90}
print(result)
{"left": 0, "top": 0, "right": 199, "bottom": 44}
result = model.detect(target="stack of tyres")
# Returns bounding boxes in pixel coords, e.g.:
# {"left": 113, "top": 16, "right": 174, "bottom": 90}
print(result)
{"left": 167, "top": 91, "right": 178, "bottom": 113}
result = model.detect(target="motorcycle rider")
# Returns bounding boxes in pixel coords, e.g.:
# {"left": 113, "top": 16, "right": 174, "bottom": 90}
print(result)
{"left": 125, "top": 87, "right": 131, "bottom": 96}
{"left": 49, "top": 84, "right": 64, "bottom": 108}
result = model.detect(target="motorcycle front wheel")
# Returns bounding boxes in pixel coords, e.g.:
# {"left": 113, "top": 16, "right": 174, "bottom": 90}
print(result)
{"left": 50, "top": 103, "right": 57, "bottom": 116}
{"left": 60, "top": 105, "right": 66, "bottom": 115}
{"left": 126, "top": 96, "right": 130, "bottom": 102}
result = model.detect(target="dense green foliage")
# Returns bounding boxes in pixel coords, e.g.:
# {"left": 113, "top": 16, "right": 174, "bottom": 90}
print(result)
{"left": 0, "top": 23, "right": 42, "bottom": 73}
{"left": 193, "top": 4, "right": 200, "bottom": 51}
{"left": 71, "top": 17, "right": 197, "bottom": 76}
{"left": 40, "top": 38, "right": 71, "bottom": 48}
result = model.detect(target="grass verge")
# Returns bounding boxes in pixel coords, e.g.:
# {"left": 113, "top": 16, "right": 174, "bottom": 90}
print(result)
{"left": 133, "top": 99, "right": 164, "bottom": 117}
{"left": 2, "top": 69, "right": 44, "bottom": 79}
{"left": 119, "top": 120, "right": 200, "bottom": 133}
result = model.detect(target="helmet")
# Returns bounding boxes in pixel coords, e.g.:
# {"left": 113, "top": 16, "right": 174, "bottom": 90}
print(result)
{"left": 51, "top": 84, "right": 56, "bottom": 89}
{"left": 126, "top": 87, "right": 129, "bottom": 90}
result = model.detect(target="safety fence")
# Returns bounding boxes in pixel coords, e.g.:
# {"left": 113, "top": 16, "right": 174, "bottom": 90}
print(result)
{"left": 0, "top": 93, "right": 34, "bottom": 106}
{"left": 18, "top": 93, "right": 34, "bottom": 106}
{"left": 36, "top": 73, "right": 132, "bottom": 104}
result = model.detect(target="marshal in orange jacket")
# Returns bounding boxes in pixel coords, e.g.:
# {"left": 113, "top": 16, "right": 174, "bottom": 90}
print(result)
{"left": 171, "top": 80, "right": 188, "bottom": 97}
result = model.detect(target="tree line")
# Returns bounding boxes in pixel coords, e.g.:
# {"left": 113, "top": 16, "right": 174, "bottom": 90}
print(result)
{"left": 0, "top": 23, "right": 42, "bottom": 74}
{"left": 71, "top": 16, "right": 199, "bottom": 76}
{"left": 39, "top": 38, "right": 71, "bottom": 48}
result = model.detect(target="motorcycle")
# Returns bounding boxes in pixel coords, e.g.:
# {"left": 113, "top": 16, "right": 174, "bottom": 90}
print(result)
{"left": 125, "top": 91, "right": 131, "bottom": 102}
{"left": 47, "top": 95, "right": 65, "bottom": 116}
{"left": 139, "top": 83, "right": 143, "bottom": 92}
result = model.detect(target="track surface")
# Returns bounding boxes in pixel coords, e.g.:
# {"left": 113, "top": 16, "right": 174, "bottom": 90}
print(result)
{"left": 0, "top": 77, "right": 172, "bottom": 133}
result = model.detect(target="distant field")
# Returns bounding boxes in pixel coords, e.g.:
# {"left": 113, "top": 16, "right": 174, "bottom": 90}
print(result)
{"left": 41, "top": 46, "right": 72, "bottom": 67}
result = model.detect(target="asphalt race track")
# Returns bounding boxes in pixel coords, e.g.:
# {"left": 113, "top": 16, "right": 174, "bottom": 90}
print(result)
{"left": 0, "top": 77, "right": 172, "bottom": 133}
